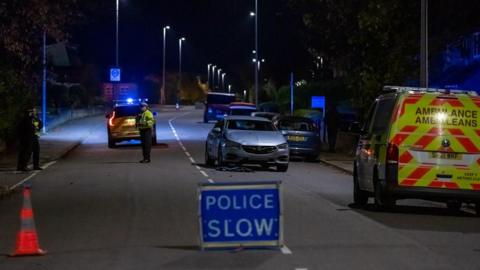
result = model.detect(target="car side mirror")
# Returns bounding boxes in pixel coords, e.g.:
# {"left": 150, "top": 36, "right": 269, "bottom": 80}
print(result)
{"left": 213, "top": 127, "right": 222, "bottom": 133}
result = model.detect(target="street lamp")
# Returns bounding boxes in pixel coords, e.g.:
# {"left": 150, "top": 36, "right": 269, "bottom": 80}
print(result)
{"left": 177, "top": 37, "right": 186, "bottom": 109}
{"left": 212, "top": 65, "right": 217, "bottom": 90}
{"left": 420, "top": 0, "right": 428, "bottom": 87}
{"left": 228, "top": 84, "right": 232, "bottom": 93}
{"left": 250, "top": 0, "right": 259, "bottom": 105}
{"left": 161, "top": 25, "right": 170, "bottom": 104}
{"left": 217, "top": 68, "right": 222, "bottom": 90}
{"left": 207, "top": 63, "right": 212, "bottom": 90}
{"left": 221, "top": 73, "right": 226, "bottom": 91}
{"left": 115, "top": 0, "right": 120, "bottom": 67}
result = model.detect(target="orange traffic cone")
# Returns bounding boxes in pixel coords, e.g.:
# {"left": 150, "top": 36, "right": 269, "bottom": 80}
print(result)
{"left": 10, "top": 187, "right": 46, "bottom": 256}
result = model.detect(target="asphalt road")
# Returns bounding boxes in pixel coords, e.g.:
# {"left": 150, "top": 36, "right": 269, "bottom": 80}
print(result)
{"left": 1, "top": 108, "right": 480, "bottom": 270}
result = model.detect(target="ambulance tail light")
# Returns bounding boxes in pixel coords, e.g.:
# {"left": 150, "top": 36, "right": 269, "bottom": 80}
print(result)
{"left": 108, "top": 111, "right": 116, "bottom": 127}
{"left": 387, "top": 143, "right": 399, "bottom": 164}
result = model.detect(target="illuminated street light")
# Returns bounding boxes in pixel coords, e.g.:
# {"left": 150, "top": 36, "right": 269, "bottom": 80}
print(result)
{"left": 161, "top": 25, "right": 170, "bottom": 104}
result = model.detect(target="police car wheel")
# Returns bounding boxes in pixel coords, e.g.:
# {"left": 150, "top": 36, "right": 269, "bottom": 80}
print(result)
{"left": 374, "top": 180, "right": 395, "bottom": 210}
{"left": 353, "top": 167, "right": 368, "bottom": 206}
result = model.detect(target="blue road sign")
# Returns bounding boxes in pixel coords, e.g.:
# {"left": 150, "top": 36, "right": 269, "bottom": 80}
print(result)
{"left": 110, "top": 68, "right": 121, "bottom": 82}
{"left": 199, "top": 181, "right": 283, "bottom": 249}
{"left": 311, "top": 96, "right": 325, "bottom": 109}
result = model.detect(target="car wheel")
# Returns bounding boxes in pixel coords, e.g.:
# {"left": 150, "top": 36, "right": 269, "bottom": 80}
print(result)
{"left": 374, "top": 175, "right": 395, "bottom": 211}
{"left": 217, "top": 146, "right": 224, "bottom": 167}
{"left": 108, "top": 137, "right": 116, "bottom": 148}
{"left": 277, "top": 164, "right": 288, "bottom": 172}
{"left": 446, "top": 201, "right": 462, "bottom": 212}
{"left": 205, "top": 143, "right": 215, "bottom": 166}
{"left": 353, "top": 165, "right": 369, "bottom": 206}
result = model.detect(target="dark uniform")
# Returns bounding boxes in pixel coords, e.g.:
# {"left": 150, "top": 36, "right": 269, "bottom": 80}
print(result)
{"left": 137, "top": 104, "right": 155, "bottom": 163}
{"left": 17, "top": 109, "right": 43, "bottom": 171}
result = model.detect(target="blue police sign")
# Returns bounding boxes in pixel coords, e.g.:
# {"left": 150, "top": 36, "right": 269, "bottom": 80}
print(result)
{"left": 311, "top": 96, "right": 325, "bottom": 109}
{"left": 199, "top": 181, "right": 283, "bottom": 249}
{"left": 110, "top": 68, "right": 121, "bottom": 82}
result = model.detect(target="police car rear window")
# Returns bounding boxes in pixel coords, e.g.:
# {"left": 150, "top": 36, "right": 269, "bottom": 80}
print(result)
{"left": 114, "top": 106, "right": 141, "bottom": 117}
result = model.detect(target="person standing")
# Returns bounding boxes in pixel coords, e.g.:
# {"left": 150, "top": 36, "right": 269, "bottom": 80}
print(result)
{"left": 325, "top": 102, "right": 339, "bottom": 153}
{"left": 17, "top": 107, "right": 43, "bottom": 171}
{"left": 136, "top": 102, "right": 155, "bottom": 163}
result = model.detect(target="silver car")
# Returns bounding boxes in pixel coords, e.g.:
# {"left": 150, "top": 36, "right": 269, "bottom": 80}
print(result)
{"left": 205, "top": 116, "right": 290, "bottom": 172}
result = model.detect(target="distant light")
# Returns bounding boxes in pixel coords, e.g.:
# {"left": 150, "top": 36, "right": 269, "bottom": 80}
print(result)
{"left": 126, "top": 98, "right": 134, "bottom": 104}
{"left": 252, "top": 58, "right": 257, "bottom": 62}
{"left": 250, "top": 11, "right": 255, "bottom": 17}
{"left": 180, "top": 37, "right": 186, "bottom": 41}
{"left": 252, "top": 50, "right": 256, "bottom": 54}
{"left": 165, "top": 25, "right": 170, "bottom": 30}
{"left": 261, "top": 59, "right": 265, "bottom": 62}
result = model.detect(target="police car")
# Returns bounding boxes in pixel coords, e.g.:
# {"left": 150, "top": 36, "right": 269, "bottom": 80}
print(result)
{"left": 354, "top": 86, "right": 480, "bottom": 214}
{"left": 106, "top": 99, "right": 157, "bottom": 148}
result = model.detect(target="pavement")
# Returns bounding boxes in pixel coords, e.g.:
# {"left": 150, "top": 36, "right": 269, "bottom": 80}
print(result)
{"left": 319, "top": 152, "right": 354, "bottom": 175}
{"left": 1, "top": 108, "right": 480, "bottom": 270}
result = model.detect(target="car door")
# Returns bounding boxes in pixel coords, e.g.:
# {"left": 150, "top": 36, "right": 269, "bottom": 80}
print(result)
{"left": 208, "top": 120, "right": 224, "bottom": 158}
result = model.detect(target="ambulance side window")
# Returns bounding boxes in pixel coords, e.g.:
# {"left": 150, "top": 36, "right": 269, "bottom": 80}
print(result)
{"left": 362, "top": 102, "right": 377, "bottom": 136}
{"left": 371, "top": 98, "right": 396, "bottom": 134}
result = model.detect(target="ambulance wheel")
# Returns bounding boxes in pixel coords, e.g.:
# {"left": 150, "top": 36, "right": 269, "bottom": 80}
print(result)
{"left": 353, "top": 165, "right": 368, "bottom": 206}
{"left": 475, "top": 203, "right": 480, "bottom": 216}
{"left": 446, "top": 201, "right": 462, "bottom": 212}
{"left": 205, "top": 144, "right": 215, "bottom": 166}
{"left": 374, "top": 177, "right": 395, "bottom": 210}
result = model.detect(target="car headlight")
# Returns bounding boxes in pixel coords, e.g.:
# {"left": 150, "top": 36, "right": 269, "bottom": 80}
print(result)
{"left": 277, "top": 143, "right": 289, "bottom": 150}
{"left": 223, "top": 140, "right": 242, "bottom": 149}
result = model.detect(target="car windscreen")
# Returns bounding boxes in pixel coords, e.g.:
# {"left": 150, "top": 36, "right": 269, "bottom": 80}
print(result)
{"left": 230, "top": 108, "right": 256, "bottom": 116}
{"left": 207, "top": 94, "right": 235, "bottom": 104}
{"left": 278, "top": 119, "right": 316, "bottom": 132}
{"left": 114, "top": 106, "right": 141, "bottom": 117}
{"left": 227, "top": 120, "right": 275, "bottom": 131}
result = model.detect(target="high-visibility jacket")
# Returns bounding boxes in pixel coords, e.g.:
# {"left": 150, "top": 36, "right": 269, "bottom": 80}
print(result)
{"left": 32, "top": 117, "right": 43, "bottom": 137}
{"left": 137, "top": 110, "right": 155, "bottom": 130}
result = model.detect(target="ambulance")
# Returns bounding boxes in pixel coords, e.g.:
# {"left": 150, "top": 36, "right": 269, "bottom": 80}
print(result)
{"left": 354, "top": 86, "right": 480, "bottom": 214}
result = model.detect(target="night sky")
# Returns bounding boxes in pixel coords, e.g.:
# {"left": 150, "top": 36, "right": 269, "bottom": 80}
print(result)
{"left": 73, "top": 0, "right": 309, "bottom": 90}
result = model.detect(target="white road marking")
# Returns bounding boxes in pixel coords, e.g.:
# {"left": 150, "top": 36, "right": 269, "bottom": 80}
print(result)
{"left": 295, "top": 268, "right": 308, "bottom": 270}
{"left": 281, "top": 245, "right": 293, "bottom": 255}
{"left": 169, "top": 112, "right": 212, "bottom": 181}
{"left": 9, "top": 161, "right": 57, "bottom": 191}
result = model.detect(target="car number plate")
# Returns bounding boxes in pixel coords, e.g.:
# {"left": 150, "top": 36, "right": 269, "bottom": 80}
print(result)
{"left": 288, "top": 135, "right": 306, "bottom": 142}
{"left": 431, "top": 152, "right": 462, "bottom": 160}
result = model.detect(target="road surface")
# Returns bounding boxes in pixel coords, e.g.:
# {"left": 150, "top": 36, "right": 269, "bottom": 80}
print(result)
{"left": 1, "top": 108, "right": 480, "bottom": 270}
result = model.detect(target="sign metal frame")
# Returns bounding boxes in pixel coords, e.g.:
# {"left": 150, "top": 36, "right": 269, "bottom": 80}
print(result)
{"left": 197, "top": 181, "right": 284, "bottom": 250}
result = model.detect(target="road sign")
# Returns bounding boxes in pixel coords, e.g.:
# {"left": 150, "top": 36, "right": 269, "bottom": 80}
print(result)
{"left": 311, "top": 96, "right": 325, "bottom": 109}
{"left": 110, "top": 68, "right": 121, "bottom": 82}
{"left": 198, "top": 181, "right": 283, "bottom": 249}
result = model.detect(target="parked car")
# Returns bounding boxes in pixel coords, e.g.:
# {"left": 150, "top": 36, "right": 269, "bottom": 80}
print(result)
{"left": 229, "top": 102, "right": 257, "bottom": 116}
{"left": 205, "top": 116, "right": 289, "bottom": 171}
{"left": 276, "top": 116, "right": 321, "bottom": 160}
{"left": 203, "top": 92, "right": 236, "bottom": 123}
{"left": 251, "top": 112, "right": 279, "bottom": 121}
{"left": 354, "top": 85, "right": 480, "bottom": 214}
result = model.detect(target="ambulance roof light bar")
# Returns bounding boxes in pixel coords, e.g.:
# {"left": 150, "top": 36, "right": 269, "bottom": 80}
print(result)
{"left": 383, "top": 86, "right": 478, "bottom": 96}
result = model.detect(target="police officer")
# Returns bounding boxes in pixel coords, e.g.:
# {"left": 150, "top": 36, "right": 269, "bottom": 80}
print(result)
{"left": 136, "top": 102, "right": 155, "bottom": 163}
{"left": 17, "top": 107, "right": 43, "bottom": 171}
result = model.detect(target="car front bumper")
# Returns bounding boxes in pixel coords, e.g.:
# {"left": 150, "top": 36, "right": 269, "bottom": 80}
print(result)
{"left": 221, "top": 146, "right": 289, "bottom": 165}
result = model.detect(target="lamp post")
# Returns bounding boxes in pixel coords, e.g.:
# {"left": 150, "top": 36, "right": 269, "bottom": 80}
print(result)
{"left": 207, "top": 63, "right": 212, "bottom": 90}
{"left": 161, "top": 25, "right": 170, "bottom": 104}
{"left": 212, "top": 65, "right": 217, "bottom": 91}
{"left": 254, "top": 0, "right": 259, "bottom": 105}
{"left": 115, "top": 0, "right": 119, "bottom": 67}
{"left": 221, "top": 73, "right": 226, "bottom": 91}
{"left": 42, "top": 30, "right": 47, "bottom": 133}
{"left": 177, "top": 37, "right": 186, "bottom": 109}
{"left": 217, "top": 68, "right": 222, "bottom": 90}
{"left": 420, "top": 0, "right": 429, "bottom": 87}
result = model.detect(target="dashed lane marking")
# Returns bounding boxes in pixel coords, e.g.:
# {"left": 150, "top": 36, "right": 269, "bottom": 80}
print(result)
{"left": 281, "top": 245, "right": 293, "bottom": 255}
{"left": 169, "top": 112, "right": 212, "bottom": 182}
